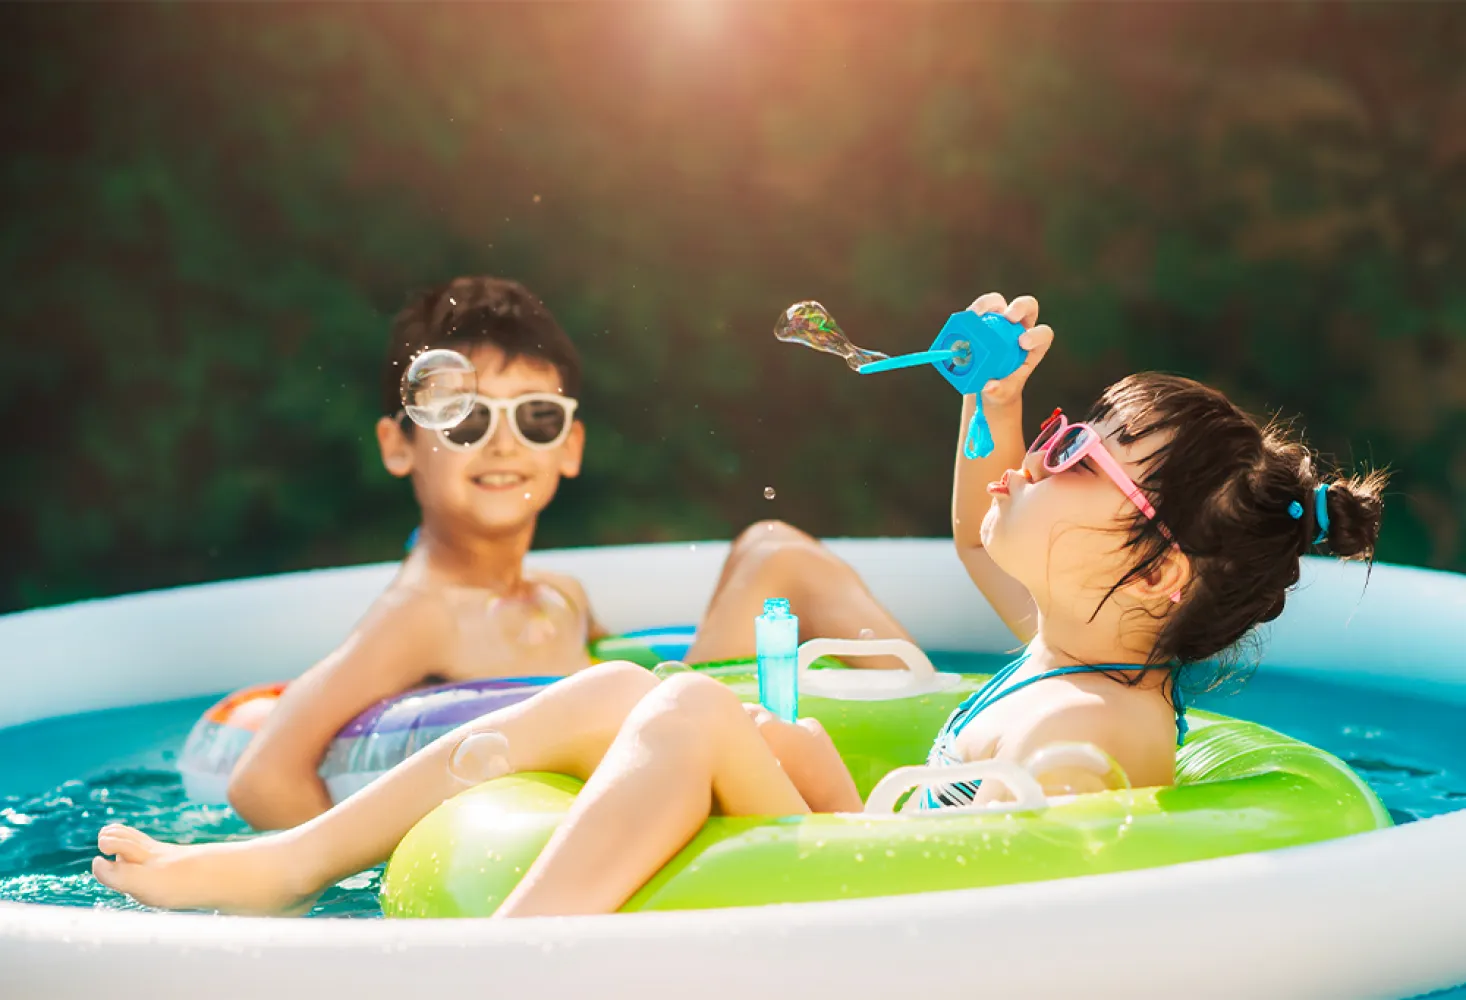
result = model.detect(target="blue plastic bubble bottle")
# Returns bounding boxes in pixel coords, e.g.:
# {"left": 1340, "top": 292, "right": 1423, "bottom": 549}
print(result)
{"left": 756, "top": 598, "right": 799, "bottom": 723}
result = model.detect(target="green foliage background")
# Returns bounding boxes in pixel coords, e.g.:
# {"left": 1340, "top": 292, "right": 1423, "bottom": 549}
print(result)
{"left": 2, "top": 2, "right": 1463, "bottom": 613}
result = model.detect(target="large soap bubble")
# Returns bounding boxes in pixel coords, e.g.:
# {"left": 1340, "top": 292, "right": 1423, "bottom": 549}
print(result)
{"left": 401, "top": 349, "right": 477, "bottom": 430}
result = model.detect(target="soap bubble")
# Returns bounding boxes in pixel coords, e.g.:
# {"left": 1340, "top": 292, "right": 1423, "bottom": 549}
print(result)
{"left": 764, "top": 486, "right": 777, "bottom": 500}
{"left": 402, "top": 349, "right": 476, "bottom": 430}
{"left": 483, "top": 582, "right": 579, "bottom": 650}
{"left": 774, "top": 301, "right": 889, "bottom": 372}
{"left": 652, "top": 661, "right": 694, "bottom": 680}
{"left": 446, "top": 731, "right": 510, "bottom": 788}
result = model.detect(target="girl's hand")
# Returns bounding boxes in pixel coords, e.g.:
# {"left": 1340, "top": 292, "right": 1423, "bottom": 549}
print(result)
{"left": 742, "top": 704, "right": 862, "bottom": 812}
{"left": 965, "top": 293, "right": 1055, "bottom": 413}
{"left": 742, "top": 703, "right": 834, "bottom": 760}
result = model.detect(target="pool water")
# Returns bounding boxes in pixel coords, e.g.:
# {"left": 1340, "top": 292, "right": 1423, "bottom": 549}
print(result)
{"left": 2, "top": 653, "right": 1465, "bottom": 924}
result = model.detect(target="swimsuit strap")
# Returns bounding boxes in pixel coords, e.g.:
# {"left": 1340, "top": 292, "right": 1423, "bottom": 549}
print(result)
{"left": 921, "top": 656, "right": 1186, "bottom": 810}
{"left": 967, "top": 653, "right": 1184, "bottom": 739}
{"left": 939, "top": 653, "right": 1188, "bottom": 753}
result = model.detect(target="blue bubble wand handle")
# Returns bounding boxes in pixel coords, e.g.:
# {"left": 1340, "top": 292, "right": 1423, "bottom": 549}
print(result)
{"left": 857, "top": 349, "right": 962, "bottom": 374}
{"left": 856, "top": 312, "right": 1027, "bottom": 460}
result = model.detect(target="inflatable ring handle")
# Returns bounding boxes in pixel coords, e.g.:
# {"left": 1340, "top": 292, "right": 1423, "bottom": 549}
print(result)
{"left": 863, "top": 759, "right": 1050, "bottom": 815}
{"left": 796, "top": 637, "right": 936, "bottom": 678}
{"left": 1022, "top": 742, "right": 1131, "bottom": 791}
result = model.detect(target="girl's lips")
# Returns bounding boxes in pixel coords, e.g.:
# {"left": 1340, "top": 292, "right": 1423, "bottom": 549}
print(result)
{"left": 988, "top": 467, "right": 1033, "bottom": 496}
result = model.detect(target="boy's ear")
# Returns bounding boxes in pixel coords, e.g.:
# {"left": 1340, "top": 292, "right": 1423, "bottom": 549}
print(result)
{"left": 558, "top": 421, "right": 585, "bottom": 479}
{"left": 377, "top": 416, "right": 414, "bottom": 478}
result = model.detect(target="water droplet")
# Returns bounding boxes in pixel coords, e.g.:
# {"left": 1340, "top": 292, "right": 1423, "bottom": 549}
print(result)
{"left": 763, "top": 486, "right": 777, "bottom": 500}
{"left": 858, "top": 628, "right": 876, "bottom": 640}
{"left": 774, "top": 301, "right": 889, "bottom": 371}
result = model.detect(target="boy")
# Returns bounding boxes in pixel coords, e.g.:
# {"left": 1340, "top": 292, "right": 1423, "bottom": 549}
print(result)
{"left": 227, "top": 276, "right": 604, "bottom": 830}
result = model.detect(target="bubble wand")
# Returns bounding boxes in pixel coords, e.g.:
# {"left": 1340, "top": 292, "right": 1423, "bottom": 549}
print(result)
{"left": 774, "top": 302, "right": 1028, "bottom": 458}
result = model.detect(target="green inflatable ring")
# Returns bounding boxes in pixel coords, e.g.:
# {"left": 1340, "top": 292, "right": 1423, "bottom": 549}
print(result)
{"left": 380, "top": 663, "right": 1391, "bottom": 918}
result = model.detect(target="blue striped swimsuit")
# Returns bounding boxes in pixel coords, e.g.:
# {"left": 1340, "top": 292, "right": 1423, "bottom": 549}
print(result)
{"left": 918, "top": 652, "right": 1188, "bottom": 811}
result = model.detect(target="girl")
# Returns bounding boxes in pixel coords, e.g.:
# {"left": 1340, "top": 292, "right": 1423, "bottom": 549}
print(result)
{"left": 92, "top": 293, "right": 1385, "bottom": 917}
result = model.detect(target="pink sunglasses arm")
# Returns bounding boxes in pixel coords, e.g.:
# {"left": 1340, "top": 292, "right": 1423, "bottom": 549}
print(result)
{"left": 1085, "top": 445, "right": 1159, "bottom": 520}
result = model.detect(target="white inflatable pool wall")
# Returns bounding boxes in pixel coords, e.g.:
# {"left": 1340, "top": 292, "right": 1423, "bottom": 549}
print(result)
{"left": 1, "top": 539, "right": 1465, "bottom": 1000}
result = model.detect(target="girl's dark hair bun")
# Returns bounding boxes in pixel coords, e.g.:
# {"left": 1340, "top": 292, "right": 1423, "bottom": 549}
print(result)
{"left": 1318, "top": 471, "right": 1387, "bottom": 560}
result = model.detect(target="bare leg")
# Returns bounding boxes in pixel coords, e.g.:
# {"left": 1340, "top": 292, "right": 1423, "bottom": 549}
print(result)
{"left": 92, "top": 661, "right": 660, "bottom": 914}
{"left": 496, "top": 673, "right": 810, "bottom": 917}
{"left": 687, "top": 520, "right": 915, "bottom": 669}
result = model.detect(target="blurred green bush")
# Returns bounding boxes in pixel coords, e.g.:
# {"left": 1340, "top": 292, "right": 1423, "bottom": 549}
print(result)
{"left": 2, "top": 2, "right": 1461, "bottom": 612}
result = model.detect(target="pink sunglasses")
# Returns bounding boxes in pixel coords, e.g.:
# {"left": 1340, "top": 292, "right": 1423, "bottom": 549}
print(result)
{"left": 1028, "top": 409, "right": 1172, "bottom": 540}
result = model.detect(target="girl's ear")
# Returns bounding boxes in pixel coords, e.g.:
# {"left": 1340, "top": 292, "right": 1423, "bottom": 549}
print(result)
{"left": 1129, "top": 548, "right": 1191, "bottom": 607}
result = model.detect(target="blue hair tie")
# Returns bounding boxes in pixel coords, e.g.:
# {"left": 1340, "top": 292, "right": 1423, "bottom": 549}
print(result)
{"left": 1287, "top": 500, "right": 1304, "bottom": 520}
{"left": 1312, "top": 483, "right": 1330, "bottom": 545}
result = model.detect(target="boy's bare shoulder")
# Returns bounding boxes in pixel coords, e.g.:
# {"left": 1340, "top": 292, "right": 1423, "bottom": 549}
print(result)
{"left": 527, "top": 569, "right": 590, "bottom": 611}
{"left": 355, "top": 581, "right": 458, "bottom": 649}
{"left": 526, "top": 569, "right": 607, "bottom": 639}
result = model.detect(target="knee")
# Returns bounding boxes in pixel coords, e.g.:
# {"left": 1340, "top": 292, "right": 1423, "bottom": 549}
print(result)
{"left": 731, "top": 520, "right": 816, "bottom": 557}
{"left": 649, "top": 672, "right": 744, "bottom": 723}
{"left": 581, "top": 659, "right": 660, "bottom": 704}
{"left": 737, "top": 532, "right": 845, "bottom": 594}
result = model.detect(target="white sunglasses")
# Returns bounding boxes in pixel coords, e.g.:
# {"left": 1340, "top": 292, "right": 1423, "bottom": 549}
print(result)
{"left": 402, "top": 393, "right": 579, "bottom": 452}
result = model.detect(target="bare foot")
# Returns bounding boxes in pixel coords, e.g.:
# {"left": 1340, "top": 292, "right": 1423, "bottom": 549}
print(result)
{"left": 93, "top": 824, "right": 319, "bottom": 916}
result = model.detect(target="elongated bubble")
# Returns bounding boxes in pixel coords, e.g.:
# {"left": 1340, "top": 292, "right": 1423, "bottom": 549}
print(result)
{"left": 774, "top": 301, "right": 889, "bottom": 372}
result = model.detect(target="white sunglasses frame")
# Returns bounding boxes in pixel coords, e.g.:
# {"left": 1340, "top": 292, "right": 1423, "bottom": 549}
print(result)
{"left": 417, "top": 393, "right": 579, "bottom": 452}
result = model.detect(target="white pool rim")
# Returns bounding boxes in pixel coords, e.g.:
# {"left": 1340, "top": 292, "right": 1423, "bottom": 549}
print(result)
{"left": 2, "top": 539, "right": 1464, "bottom": 1000}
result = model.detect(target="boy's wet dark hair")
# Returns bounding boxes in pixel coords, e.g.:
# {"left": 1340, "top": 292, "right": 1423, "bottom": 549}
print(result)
{"left": 1086, "top": 373, "right": 1386, "bottom": 682}
{"left": 381, "top": 276, "right": 582, "bottom": 420}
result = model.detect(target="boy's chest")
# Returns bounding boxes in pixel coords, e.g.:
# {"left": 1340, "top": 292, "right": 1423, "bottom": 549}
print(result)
{"left": 437, "top": 580, "right": 591, "bottom": 681}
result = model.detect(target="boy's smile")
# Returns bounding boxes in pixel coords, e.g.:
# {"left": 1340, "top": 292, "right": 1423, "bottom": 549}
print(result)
{"left": 472, "top": 471, "right": 532, "bottom": 491}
